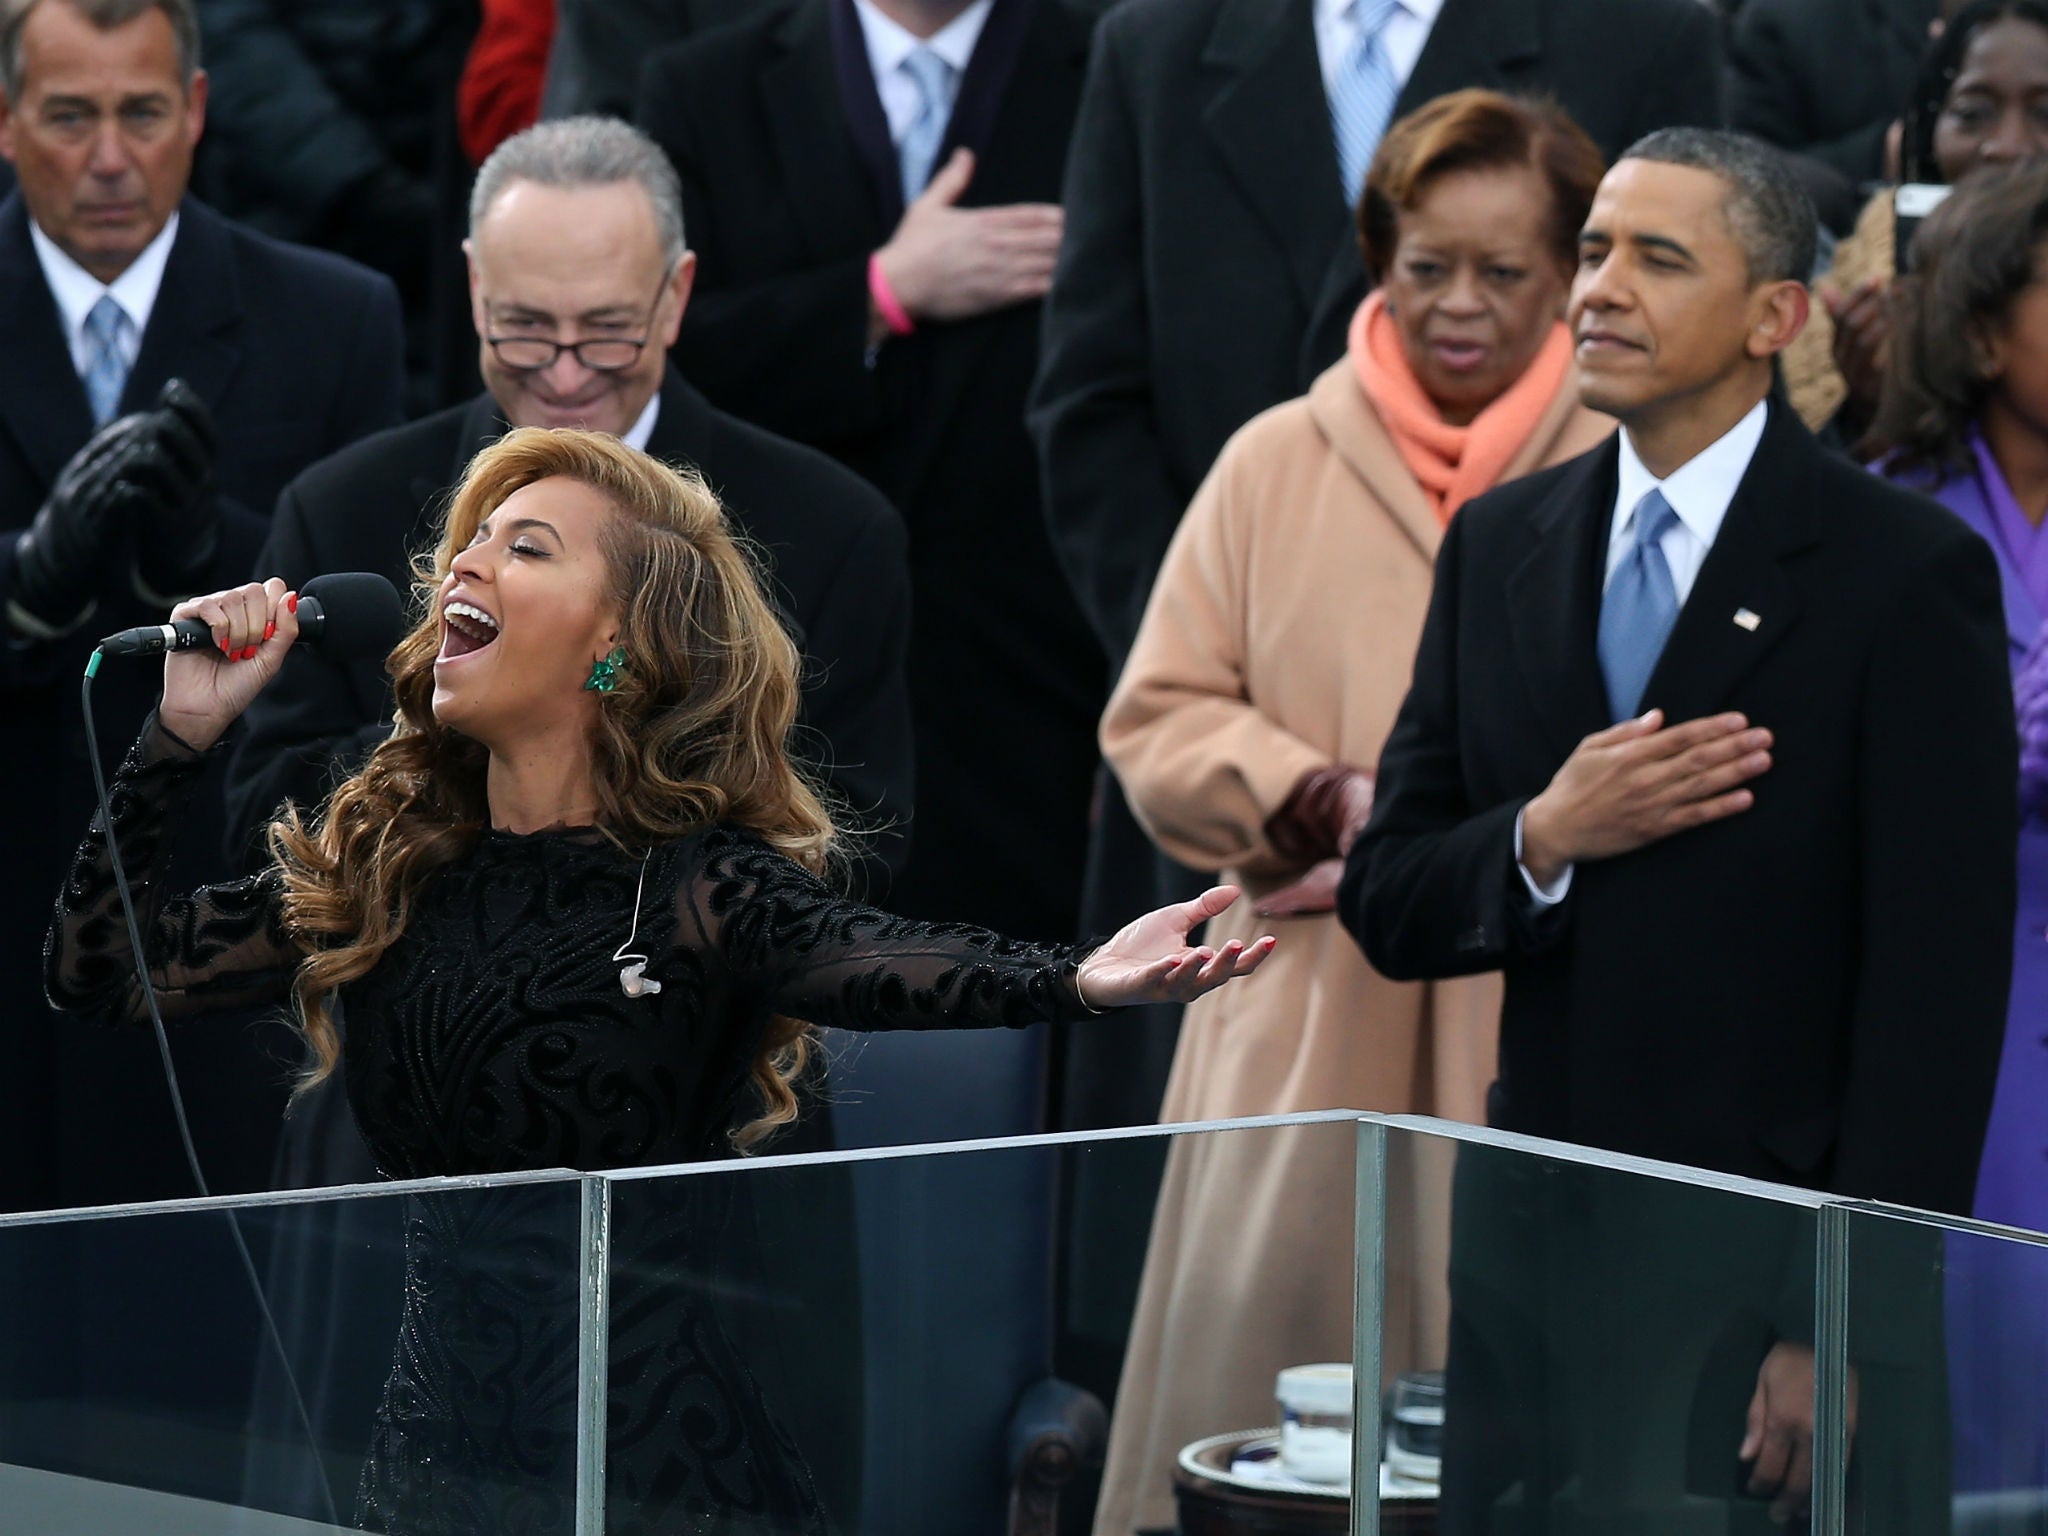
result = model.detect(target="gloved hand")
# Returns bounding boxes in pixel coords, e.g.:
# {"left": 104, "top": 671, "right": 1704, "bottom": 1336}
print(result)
{"left": 7, "top": 411, "right": 158, "bottom": 638}
{"left": 128, "top": 378, "right": 222, "bottom": 606}
{"left": 2017, "top": 622, "right": 2048, "bottom": 821}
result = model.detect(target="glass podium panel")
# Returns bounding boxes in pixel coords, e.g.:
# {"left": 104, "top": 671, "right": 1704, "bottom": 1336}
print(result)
{"left": 0, "top": 1171, "right": 589, "bottom": 1534}
{"left": 597, "top": 1112, "right": 1368, "bottom": 1536}
{"left": 1842, "top": 1204, "right": 2048, "bottom": 1536}
{"left": 1366, "top": 1117, "right": 1838, "bottom": 1536}
{"left": 6, "top": 1110, "right": 1996, "bottom": 1536}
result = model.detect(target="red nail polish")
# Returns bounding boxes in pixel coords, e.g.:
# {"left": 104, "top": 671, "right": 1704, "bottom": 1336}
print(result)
{"left": 287, "top": 593, "right": 298, "bottom": 614}
{"left": 264, "top": 621, "right": 276, "bottom": 640}
{"left": 242, "top": 646, "right": 258, "bottom": 661}
{"left": 218, "top": 637, "right": 229, "bottom": 655}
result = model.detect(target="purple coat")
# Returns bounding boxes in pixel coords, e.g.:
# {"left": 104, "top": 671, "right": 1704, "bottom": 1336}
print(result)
{"left": 1885, "top": 437, "right": 2048, "bottom": 1492}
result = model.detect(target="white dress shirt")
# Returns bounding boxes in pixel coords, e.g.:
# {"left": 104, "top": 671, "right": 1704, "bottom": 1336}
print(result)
{"left": 1313, "top": 0, "right": 1443, "bottom": 99}
{"left": 622, "top": 393, "right": 660, "bottom": 454}
{"left": 851, "top": 0, "right": 994, "bottom": 146}
{"left": 29, "top": 211, "right": 180, "bottom": 384}
{"left": 1516, "top": 399, "right": 1771, "bottom": 904}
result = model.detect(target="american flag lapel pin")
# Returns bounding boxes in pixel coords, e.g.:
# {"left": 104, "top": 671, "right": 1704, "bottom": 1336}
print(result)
{"left": 1733, "top": 608, "right": 1762, "bottom": 632}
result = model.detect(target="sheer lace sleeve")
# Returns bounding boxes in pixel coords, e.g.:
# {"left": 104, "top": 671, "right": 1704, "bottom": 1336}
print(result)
{"left": 46, "top": 717, "right": 298, "bottom": 1023}
{"left": 680, "top": 828, "right": 1099, "bottom": 1031}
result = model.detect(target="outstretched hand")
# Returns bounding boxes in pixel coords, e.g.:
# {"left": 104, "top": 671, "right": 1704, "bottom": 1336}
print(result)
{"left": 1075, "top": 886, "right": 1277, "bottom": 1009}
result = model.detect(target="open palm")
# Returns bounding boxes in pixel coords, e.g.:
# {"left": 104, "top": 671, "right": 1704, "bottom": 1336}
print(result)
{"left": 1076, "top": 886, "right": 1278, "bottom": 1009}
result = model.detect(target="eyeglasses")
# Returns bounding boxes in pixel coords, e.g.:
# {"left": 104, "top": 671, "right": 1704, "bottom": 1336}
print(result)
{"left": 483, "top": 267, "right": 673, "bottom": 374}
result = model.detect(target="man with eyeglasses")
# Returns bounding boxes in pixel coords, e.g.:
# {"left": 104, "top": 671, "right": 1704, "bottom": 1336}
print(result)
{"left": 224, "top": 116, "right": 914, "bottom": 899}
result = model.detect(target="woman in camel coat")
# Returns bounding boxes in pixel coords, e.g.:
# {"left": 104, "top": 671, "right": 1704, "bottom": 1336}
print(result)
{"left": 1093, "top": 91, "right": 1615, "bottom": 1535}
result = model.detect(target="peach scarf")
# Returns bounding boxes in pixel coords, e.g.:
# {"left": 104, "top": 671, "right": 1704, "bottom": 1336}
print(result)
{"left": 1348, "top": 289, "right": 1574, "bottom": 524}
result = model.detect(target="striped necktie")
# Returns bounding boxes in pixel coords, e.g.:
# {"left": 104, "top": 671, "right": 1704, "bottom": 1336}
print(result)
{"left": 898, "top": 46, "right": 955, "bottom": 205}
{"left": 1329, "top": 0, "right": 1403, "bottom": 209}
{"left": 82, "top": 294, "right": 135, "bottom": 428}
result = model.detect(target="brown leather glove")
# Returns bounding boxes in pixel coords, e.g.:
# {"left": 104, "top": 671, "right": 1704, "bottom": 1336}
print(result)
{"left": 1263, "top": 764, "right": 1376, "bottom": 862}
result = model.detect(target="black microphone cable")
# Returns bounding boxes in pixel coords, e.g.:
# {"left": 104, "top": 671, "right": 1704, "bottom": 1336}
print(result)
{"left": 79, "top": 648, "right": 343, "bottom": 1528}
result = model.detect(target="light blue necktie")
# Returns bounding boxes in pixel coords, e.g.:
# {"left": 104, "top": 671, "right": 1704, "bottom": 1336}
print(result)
{"left": 82, "top": 294, "right": 134, "bottom": 428}
{"left": 897, "top": 46, "right": 955, "bottom": 205}
{"left": 1329, "top": 0, "right": 1403, "bottom": 209}
{"left": 1598, "top": 489, "right": 1683, "bottom": 720}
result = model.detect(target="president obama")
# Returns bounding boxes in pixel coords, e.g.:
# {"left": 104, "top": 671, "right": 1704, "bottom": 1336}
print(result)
{"left": 1343, "top": 128, "right": 2015, "bottom": 1529}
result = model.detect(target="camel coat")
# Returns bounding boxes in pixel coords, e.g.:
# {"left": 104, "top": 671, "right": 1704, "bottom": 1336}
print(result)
{"left": 1092, "top": 356, "right": 1613, "bottom": 1536}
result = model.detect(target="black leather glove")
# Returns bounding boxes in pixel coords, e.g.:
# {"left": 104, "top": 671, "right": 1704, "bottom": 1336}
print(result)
{"left": 7, "top": 411, "right": 157, "bottom": 638}
{"left": 129, "top": 378, "right": 222, "bottom": 606}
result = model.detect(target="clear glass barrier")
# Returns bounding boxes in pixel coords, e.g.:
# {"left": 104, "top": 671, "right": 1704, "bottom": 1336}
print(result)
{"left": 0, "top": 1170, "right": 587, "bottom": 1534}
{"left": 2, "top": 1111, "right": 2001, "bottom": 1536}
{"left": 596, "top": 1112, "right": 1367, "bottom": 1536}
{"left": 1364, "top": 1116, "right": 1841, "bottom": 1536}
{"left": 1841, "top": 1203, "right": 2048, "bottom": 1536}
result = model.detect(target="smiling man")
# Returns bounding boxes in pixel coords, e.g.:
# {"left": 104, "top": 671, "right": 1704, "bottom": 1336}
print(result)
{"left": 223, "top": 116, "right": 913, "bottom": 900}
{"left": 1339, "top": 128, "right": 2015, "bottom": 1530}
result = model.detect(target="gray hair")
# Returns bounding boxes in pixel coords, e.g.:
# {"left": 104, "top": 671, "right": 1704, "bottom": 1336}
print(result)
{"left": 469, "top": 115, "right": 687, "bottom": 266}
{"left": 1, "top": 0, "right": 200, "bottom": 102}
{"left": 1620, "top": 127, "right": 1818, "bottom": 286}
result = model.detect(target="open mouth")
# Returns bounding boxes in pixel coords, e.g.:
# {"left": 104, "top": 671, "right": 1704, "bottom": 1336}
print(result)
{"left": 439, "top": 601, "right": 500, "bottom": 660}
{"left": 1431, "top": 338, "right": 1490, "bottom": 372}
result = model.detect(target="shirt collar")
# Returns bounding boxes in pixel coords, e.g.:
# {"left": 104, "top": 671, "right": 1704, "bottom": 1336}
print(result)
{"left": 623, "top": 391, "right": 660, "bottom": 454}
{"left": 851, "top": 0, "right": 993, "bottom": 78}
{"left": 1613, "top": 397, "right": 1769, "bottom": 548}
{"left": 28, "top": 209, "right": 181, "bottom": 343}
{"left": 1315, "top": 0, "right": 1438, "bottom": 29}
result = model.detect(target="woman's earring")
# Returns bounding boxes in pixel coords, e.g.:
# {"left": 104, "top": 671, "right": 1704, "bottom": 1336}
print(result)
{"left": 584, "top": 645, "right": 627, "bottom": 694}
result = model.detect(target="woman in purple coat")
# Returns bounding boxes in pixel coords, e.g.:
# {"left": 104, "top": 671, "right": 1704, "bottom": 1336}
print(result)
{"left": 1869, "top": 162, "right": 2048, "bottom": 1495}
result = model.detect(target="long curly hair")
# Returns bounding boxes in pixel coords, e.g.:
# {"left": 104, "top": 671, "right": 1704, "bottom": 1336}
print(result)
{"left": 1864, "top": 162, "right": 2048, "bottom": 477}
{"left": 266, "top": 427, "right": 839, "bottom": 1149}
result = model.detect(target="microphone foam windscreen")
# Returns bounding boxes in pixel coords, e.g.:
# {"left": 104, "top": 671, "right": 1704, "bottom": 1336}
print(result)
{"left": 300, "top": 571, "right": 405, "bottom": 661}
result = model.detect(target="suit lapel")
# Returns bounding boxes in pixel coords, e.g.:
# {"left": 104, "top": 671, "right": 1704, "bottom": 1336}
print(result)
{"left": 1640, "top": 405, "right": 1820, "bottom": 723}
{"left": 889, "top": 1, "right": 1086, "bottom": 505}
{"left": 828, "top": 0, "right": 907, "bottom": 227}
{"left": 125, "top": 199, "right": 243, "bottom": 416}
{"left": 445, "top": 393, "right": 511, "bottom": 485}
{"left": 1398, "top": 0, "right": 1542, "bottom": 110}
{"left": 1201, "top": 0, "right": 1349, "bottom": 311}
{"left": 767, "top": 2, "right": 892, "bottom": 260}
{"left": 644, "top": 367, "right": 712, "bottom": 471}
{"left": 1506, "top": 441, "right": 1618, "bottom": 759}
{"left": 0, "top": 195, "right": 95, "bottom": 489}
{"left": 939, "top": 0, "right": 1035, "bottom": 170}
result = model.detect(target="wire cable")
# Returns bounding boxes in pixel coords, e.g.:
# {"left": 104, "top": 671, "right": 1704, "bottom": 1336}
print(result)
{"left": 80, "top": 651, "right": 342, "bottom": 1527}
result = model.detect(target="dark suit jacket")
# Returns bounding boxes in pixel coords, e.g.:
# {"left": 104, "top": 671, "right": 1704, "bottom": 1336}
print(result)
{"left": 1028, "top": 0, "right": 1725, "bottom": 664}
{"left": 223, "top": 368, "right": 915, "bottom": 895}
{"left": 1727, "top": 0, "right": 1933, "bottom": 188}
{"left": 1340, "top": 402, "right": 2016, "bottom": 1218}
{"left": 637, "top": 0, "right": 1105, "bottom": 938}
{"left": 0, "top": 192, "right": 404, "bottom": 1211}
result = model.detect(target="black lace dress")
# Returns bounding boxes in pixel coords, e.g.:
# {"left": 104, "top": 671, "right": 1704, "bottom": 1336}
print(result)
{"left": 47, "top": 721, "right": 1098, "bottom": 1534}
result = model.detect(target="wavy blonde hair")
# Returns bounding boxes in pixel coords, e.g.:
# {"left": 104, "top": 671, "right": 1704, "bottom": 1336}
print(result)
{"left": 267, "top": 427, "right": 838, "bottom": 1148}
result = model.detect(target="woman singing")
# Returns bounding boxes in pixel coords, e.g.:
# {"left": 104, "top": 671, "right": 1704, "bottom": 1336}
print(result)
{"left": 45, "top": 427, "right": 1272, "bottom": 1532}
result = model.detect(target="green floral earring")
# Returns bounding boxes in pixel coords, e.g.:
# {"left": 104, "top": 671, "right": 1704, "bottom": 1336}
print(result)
{"left": 583, "top": 645, "right": 627, "bottom": 694}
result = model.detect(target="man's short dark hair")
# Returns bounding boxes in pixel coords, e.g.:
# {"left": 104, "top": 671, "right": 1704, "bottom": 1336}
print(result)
{"left": 1619, "top": 127, "right": 1818, "bottom": 286}
{"left": 0, "top": 0, "right": 202, "bottom": 103}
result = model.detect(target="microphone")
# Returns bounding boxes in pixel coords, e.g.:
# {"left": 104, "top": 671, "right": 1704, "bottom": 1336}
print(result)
{"left": 97, "top": 571, "right": 404, "bottom": 661}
